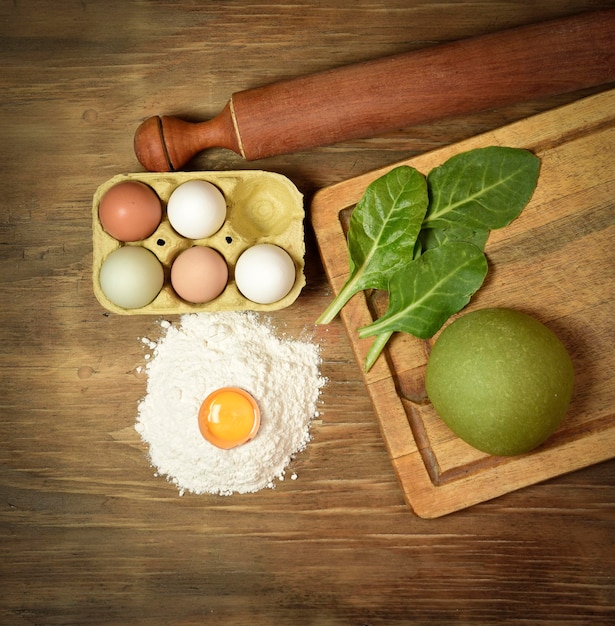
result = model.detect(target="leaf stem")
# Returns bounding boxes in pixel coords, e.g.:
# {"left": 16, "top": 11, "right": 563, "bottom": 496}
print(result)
{"left": 315, "top": 274, "right": 362, "bottom": 324}
{"left": 364, "top": 332, "right": 393, "bottom": 372}
{"left": 357, "top": 316, "right": 391, "bottom": 339}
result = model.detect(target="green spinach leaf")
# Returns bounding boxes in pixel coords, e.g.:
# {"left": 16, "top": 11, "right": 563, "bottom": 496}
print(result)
{"left": 316, "top": 166, "right": 428, "bottom": 324}
{"left": 417, "top": 223, "right": 490, "bottom": 254}
{"left": 423, "top": 147, "right": 540, "bottom": 230}
{"left": 358, "top": 241, "right": 488, "bottom": 342}
{"left": 316, "top": 146, "right": 541, "bottom": 373}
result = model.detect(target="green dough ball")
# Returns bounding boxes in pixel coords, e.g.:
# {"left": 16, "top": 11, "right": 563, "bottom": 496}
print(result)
{"left": 425, "top": 308, "right": 574, "bottom": 456}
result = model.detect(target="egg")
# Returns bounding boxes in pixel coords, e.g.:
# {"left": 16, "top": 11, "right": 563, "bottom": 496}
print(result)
{"left": 167, "top": 180, "right": 227, "bottom": 239}
{"left": 99, "top": 246, "right": 164, "bottom": 309}
{"left": 234, "top": 243, "right": 296, "bottom": 304}
{"left": 98, "top": 181, "right": 162, "bottom": 242}
{"left": 171, "top": 246, "right": 228, "bottom": 304}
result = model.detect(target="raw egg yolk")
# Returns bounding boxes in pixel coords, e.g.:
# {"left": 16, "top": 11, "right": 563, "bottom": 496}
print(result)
{"left": 198, "top": 388, "right": 260, "bottom": 449}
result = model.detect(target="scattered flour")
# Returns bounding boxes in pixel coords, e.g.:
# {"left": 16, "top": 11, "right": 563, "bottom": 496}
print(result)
{"left": 135, "top": 311, "right": 326, "bottom": 496}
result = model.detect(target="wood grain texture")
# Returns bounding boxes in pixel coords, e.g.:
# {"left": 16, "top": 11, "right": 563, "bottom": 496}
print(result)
{"left": 1, "top": 1, "right": 614, "bottom": 624}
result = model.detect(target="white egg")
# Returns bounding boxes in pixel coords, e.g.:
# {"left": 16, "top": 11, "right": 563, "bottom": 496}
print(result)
{"left": 99, "top": 246, "right": 164, "bottom": 309}
{"left": 234, "top": 244, "right": 296, "bottom": 304}
{"left": 167, "top": 180, "right": 227, "bottom": 239}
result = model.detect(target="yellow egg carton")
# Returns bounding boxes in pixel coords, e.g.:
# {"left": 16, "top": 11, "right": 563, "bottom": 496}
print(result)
{"left": 92, "top": 171, "right": 305, "bottom": 314}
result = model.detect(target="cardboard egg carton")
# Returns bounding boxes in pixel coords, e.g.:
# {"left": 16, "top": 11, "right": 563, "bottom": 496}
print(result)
{"left": 92, "top": 171, "right": 305, "bottom": 314}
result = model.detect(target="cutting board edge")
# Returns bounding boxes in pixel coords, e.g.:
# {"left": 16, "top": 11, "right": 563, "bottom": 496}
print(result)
{"left": 394, "top": 427, "right": 615, "bottom": 519}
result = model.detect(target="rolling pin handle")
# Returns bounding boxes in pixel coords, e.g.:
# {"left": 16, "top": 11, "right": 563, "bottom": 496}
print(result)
{"left": 134, "top": 101, "right": 242, "bottom": 172}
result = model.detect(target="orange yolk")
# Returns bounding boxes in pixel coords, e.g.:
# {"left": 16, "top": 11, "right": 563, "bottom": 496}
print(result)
{"left": 198, "top": 387, "right": 260, "bottom": 449}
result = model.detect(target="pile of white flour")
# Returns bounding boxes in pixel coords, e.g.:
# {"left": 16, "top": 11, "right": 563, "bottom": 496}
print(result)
{"left": 135, "top": 311, "right": 326, "bottom": 496}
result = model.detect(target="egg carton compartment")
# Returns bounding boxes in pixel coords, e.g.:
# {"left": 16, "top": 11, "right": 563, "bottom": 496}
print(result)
{"left": 92, "top": 171, "right": 305, "bottom": 314}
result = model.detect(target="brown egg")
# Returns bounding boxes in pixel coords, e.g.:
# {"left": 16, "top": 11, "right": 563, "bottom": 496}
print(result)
{"left": 171, "top": 246, "right": 228, "bottom": 304}
{"left": 98, "top": 181, "right": 162, "bottom": 242}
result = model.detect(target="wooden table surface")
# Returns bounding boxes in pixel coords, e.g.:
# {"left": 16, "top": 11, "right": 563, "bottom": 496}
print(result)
{"left": 2, "top": 1, "right": 614, "bottom": 624}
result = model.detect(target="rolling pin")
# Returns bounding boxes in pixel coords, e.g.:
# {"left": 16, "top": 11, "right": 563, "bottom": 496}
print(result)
{"left": 134, "top": 9, "right": 615, "bottom": 172}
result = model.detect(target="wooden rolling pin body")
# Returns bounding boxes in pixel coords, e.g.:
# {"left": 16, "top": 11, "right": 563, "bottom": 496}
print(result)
{"left": 135, "top": 9, "right": 615, "bottom": 171}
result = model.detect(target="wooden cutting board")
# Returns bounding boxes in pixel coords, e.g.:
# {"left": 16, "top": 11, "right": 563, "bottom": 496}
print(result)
{"left": 311, "top": 90, "right": 615, "bottom": 518}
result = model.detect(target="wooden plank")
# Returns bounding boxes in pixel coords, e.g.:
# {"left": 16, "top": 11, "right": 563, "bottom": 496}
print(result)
{"left": 311, "top": 90, "right": 615, "bottom": 517}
